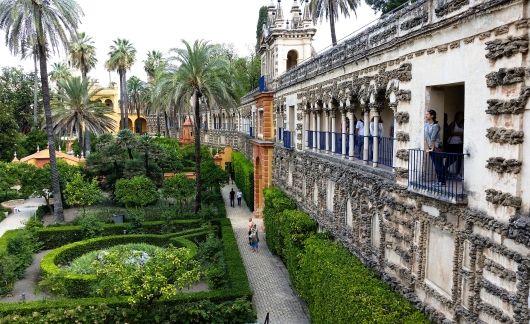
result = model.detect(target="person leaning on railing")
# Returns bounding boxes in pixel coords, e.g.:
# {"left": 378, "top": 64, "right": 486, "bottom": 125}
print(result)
{"left": 424, "top": 110, "right": 446, "bottom": 186}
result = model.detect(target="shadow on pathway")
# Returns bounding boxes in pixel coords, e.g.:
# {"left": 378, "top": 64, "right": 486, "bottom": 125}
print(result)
{"left": 222, "top": 185, "right": 310, "bottom": 324}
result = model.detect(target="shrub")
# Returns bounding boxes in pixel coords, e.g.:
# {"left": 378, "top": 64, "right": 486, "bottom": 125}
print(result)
{"left": 114, "top": 176, "right": 158, "bottom": 208}
{"left": 197, "top": 234, "right": 228, "bottom": 289}
{"left": 78, "top": 214, "right": 104, "bottom": 239}
{"left": 0, "top": 229, "right": 37, "bottom": 296}
{"left": 64, "top": 174, "right": 102, "bottom": 216}
{"left": 231, "top": 151, "right": 254, "bottom": 211}
{"left": 125, "top": 208, "right": 145, "bottom": 233}
{"left": 263, "top": 187, "right": 296, "bottom": 255}
{"left": 0, "top": 252, "right": 17, "bottom": 295}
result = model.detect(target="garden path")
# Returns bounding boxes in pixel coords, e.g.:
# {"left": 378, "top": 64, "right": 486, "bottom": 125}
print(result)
{"left": 0, "top": 197, "right": 45, "bottom": 237}
{"left": 0, "top": 250, "right": 52, "bottom": 302}
{"left": 222, "top": 185, "right": 310, "bottom": 324}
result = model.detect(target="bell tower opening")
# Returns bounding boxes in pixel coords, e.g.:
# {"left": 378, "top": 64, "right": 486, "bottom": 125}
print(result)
{"left": 287, "top": 50, "right": 298, "bottom": 70}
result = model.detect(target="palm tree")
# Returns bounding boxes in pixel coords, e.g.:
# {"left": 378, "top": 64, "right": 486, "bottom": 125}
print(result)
{"left": 0, "top": 0, "right": 83, "bottom": 223}
{"left": 106, "top": 38, "right": 136, "bottom": 130}
{"left": 143, "top": 50, "right": 166, "bottom": 135}
{"left": 310, "top": 0, "right": 359, "bottom": 46}
{"left": 69, "top": 32, "right": 97, "bottom": 82}
{"left": 158, "top": 40, "right": 238, "bottom": 213}
{"left": 50, "top": 62, "right": 72, "bottom": 84}
{"left": 53, "top": 77, "right": 116, "bottom": 155}
{"left": 127, "top": 75, "right": 145, "bottom": 133}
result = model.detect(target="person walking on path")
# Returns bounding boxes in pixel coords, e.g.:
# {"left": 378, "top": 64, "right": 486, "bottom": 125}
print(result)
{"left": 236, "top": 190, "right": 242, "bottom": 206}
{"left": 249, "top": 223, "right": 259, "bottom": 252}
{"left": 229, "top": 188, "right": 236, "bottom": 207}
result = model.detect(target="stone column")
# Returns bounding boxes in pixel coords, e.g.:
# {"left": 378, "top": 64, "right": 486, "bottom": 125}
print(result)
{"left": 363, "top": 109, "right": 370, "bottom": 164}
{"left": 304, "top": 111, "right": 309, "bottom": 150}
{"left": 372, "top": 110, "right": 380, "bottom": 168}
{"left": 348, "top": 111, "right": 354, "bottom": 158}
{"left": 331, "top": 111, "right": 336, "bottom": 153}
{"left": 313, "top": 111, "right": 317, "bottom": 151}
{"left": 341, "top": 111, "right": 347, "bottom": 157}
{"left": 325, "top": 111, "right": 330, "bottom": 152}
{"left": 316, "top": 111, "right": 321, "bottom": 150}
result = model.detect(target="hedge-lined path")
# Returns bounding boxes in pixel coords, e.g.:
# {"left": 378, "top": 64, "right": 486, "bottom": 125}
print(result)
{"left": 0, "top": 250, "right": 51, "bottom": 302}
{"left": 222, "top": 185, "right": 310, "bottom": 324}
{"left": 0, "top": 197, "right": 45, "bottom": 237}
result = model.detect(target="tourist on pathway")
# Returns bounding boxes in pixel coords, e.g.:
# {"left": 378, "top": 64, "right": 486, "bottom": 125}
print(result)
{"left": 249, "top": 223, "right": 259, "bottom": 252}
{"left": 248, "top": 217, "right": 254, "bottom": 247}
{"left": 229, "top": 188, "right": 236, "bottom": 207}
{"left": 236, "top": 190, "right": 242, "bottom": 206}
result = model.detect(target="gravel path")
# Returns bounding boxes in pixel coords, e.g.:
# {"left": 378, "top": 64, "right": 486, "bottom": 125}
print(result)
{"left": 0, "top": 250, "right": 52, "bottom": 302}
{"left": 222, "top": 185, "right": 310, "bottom": 324}
{"left": 0, "top": 197, "right": 45, "bottom": 237}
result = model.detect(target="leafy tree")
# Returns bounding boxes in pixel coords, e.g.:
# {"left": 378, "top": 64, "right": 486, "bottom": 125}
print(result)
{"left": 0, "top": 103, "right": 19, "bottom": 162}
{"left": 20, "top": 129, "right": 48, "bottom": 156}
{"left": 0, "top": 0, "right": 83, "bottom": 223}
{"left": 127, "top": 76, "right": 146, "bottom": 133}
{"left": 201, "top": 159, "right": 228, "bottom": 190}
{"left": 365, "top": 0, "right": 408, "bottom": 13}
{"left": 0, "top": 66, "right": 38, "bottom": 134}
{"left": 256, "top": 6, "right": 269, "bottom": 51}
{"left": 52, "top": 76, "right": 116, "bottom": 155}
{"left": 64, "top": 173, "right": 102, "bottom": 216}
{"left": 162, "top": 174, "right": 195, "bottom": 214}
{"left": 0, "top": 162, "right": 17, "bottom": 200}
{"left": 114, "top": 175, "right": 158, "bottom": 208}
{"left": 69, "top": 32, "right": 97, "bottom": 81}
{"left": 310, "top": 0, "right": 360, "bottom": 46}
{"left": 49, "top": 62, "right": 71, "bottom": 85}
{"left": 143, "top": 50, "right": 168, "bottom": 135}
{"left": 106, "top": 38, "right": 136, "bottom": 129}
{"left": 94, "top": 246, "right": 201, "bottom": 304}
{"left": 116, "top": 129, "right": 137, "bottom": 160}
{"left": 157, "top": 40, "right": 238, "bottom": 213}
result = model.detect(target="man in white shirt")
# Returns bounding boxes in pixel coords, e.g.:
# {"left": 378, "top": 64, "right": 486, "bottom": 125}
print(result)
{"left": 355, "top": 118, "right": 364, "bottom": 158}
{"left": 236, "top": 190, "right": 243, "bottom": 207}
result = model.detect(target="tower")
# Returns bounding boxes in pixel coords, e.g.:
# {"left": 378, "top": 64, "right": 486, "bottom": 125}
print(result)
{"left": 258, "top": 0, "right": 317, "bottom": 82}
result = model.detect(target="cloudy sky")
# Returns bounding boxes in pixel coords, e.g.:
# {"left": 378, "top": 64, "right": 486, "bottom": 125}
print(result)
{"left": 0, "top": 0, "right": 379, "bottom": 84}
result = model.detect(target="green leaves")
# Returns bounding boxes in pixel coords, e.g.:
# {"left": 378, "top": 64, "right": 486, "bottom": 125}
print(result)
{"left": 64, "top": 174, "right": 102, "bottom": 215}
{"left": 231, "top": 152, "right": 254, "bottom": 211}
{"left": 114, "top": 175, "right": 158, "bottom": 208}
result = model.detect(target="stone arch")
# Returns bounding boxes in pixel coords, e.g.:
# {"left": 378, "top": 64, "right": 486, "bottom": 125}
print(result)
{"left": 104, "top": 99, "right": 113, "bottom": 109}
{"left": 135, "top": 117, "right": 147, "bottom": 134}
{"left": 286, "top": 49, "right": 299, "bottom": 70}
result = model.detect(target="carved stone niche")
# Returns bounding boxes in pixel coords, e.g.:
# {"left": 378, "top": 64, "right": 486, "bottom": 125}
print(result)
{"left": 486, "top": 127, "right": 524, "bottom": 144}
{"left": 485, "top": 157, "right": 522, "bottom": 174}
{"left": 396, "top": 149, "right": 409, "bottom": 161}
{"left": 396, "top": 90, "right": 411, "bottom": 102}
{"left": 485, "top": 35, "right": 529, "bottom": 60}
{"left": 434, "top": 0, "right": 469, "bottom": 17}
{"left": 485, "top": 67, "right": 526, "bottom": 88}
{"left": 395, "top": 112, "right": 410, "bottom": 125}
{"left": 394, "top": 167, "right": 408, "bottom": 179}
{"left": 485, "top": 189, "right": 522, "bottom": 208}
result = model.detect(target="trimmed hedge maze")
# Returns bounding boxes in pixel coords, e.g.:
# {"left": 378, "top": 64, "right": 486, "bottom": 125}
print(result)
{"left": 0, "top": 219, "right": 255, "bottom": 323}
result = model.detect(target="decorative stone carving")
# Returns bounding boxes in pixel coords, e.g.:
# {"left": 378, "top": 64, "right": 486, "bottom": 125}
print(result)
{"left": 395, "top": 112, "right": 410, "bottom": 125}
{"left": 486, "top": 127, "right": 524, "bottom": 144}
{"left": 485, "top": 67, "right": 526, "bottom": 87}
{"left": 396, "top": 149, "right": 409, "bottom": 161}
{"left": 396, "top": 131, "right": 410, "bottom": 142}
{"left": 400, "top": 13, "right": 428, "bottom": 31}
{"left": 434, "top": 0, "right": 469, "bottom": 17}
{"left": 396, "top": 90, "right": 411, "bottom": 102}
{"left": 485, "top": 157, "right": 522, "bottom": 174}
{"left": 486, "top": 87, "right": 530, "bottom": 115}
{"left": 485, "top": 189, "right": 522, "bottom": 208}
{"left": 508, "top": 214, "right": 530, "bottom": 245}
{"left": 485, "top": 35, "right": 529, "bottom": 60}
{"left": 394, "top": 167, "right": 408, "bottom": 179}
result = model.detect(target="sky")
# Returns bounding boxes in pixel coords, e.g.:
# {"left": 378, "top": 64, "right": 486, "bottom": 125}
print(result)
{"left": 0, "top": 0, "right": 379, "bottom": 85}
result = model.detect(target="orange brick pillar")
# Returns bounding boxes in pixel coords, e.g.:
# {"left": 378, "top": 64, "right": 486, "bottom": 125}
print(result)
{"left": 251, "top": 92, "right": 274, "bottom": 218}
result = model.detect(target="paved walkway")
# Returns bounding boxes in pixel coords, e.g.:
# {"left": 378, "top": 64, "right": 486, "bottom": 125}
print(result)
{"left": 0, "top": 250, "right": 51, "bottom": 302}
{"left": 222, "top": 185, "right": 310, "bottom": 324}
{"left": 0, "top": 197, "right": 45, "bottom": 237}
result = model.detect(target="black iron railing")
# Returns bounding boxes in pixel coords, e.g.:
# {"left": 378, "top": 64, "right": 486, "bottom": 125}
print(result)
{"left": 278, "top": 127, "right": 283, "bottom": 141}
{"left": 307, "top": 130, "right": 314, "bottom": 148}
{"left": 249, "top": 126, "right": 253, "bottom": 138}
{"left": 408, "top": 149, "right": 466, "bottom": 202}
{"left": 283, "top": 130, "right": 293, "bottom": 149}
{"left": 319, "top": 132, "right": 326, "bottom": 150}
{"left": 333, "top": 132, "right": 343, "bottom": 154}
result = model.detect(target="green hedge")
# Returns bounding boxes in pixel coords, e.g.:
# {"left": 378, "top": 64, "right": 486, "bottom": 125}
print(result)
{"left": 36, "top": 219, "right": 202, "bottom": 249}
{"left": 40, "top": 233, "right": 198, "bottom": 298}
{"left": 263, "top": 187, "right": 428, "bottom": 323}
{"left": 231, "top": 151, "right": 254, "bottom": 211}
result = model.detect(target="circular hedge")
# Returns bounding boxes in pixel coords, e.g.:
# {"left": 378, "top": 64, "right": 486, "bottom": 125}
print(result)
{"left": 40, "top": 234, "right": 197, "bottom": 297}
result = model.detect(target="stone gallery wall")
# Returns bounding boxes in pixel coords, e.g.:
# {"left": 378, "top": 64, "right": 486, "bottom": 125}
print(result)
{"left": 272, "top": 146, "right": 529, "bottom": 323}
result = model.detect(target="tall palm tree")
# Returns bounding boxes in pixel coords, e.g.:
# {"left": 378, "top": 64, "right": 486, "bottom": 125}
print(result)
{"left": 127, "top": 75, "right": 145, "bottom": 133}
{"left": 158, "top": 40, "right": 238, "bottom": 213}
{"left": 144, "top": 50, "right": 166, "bottom": 135}
{"left": 21, "top": 41, "right": 40, "bottom": 129}
{"left": 310, "top": 0, "right": 359, "bottom": 46}
{"left": 0, "top": 0, "right": 83, "bottom": 223}
{"left": 53, "top": 76, "right": 116, "bottom": 155}
{"left": 106, "top": 38, "right": 136, "bottom": 130}
{"left": 69, "top": 31, "right": 97, "bottom": 82}
{"left": 50, "top": 62, "right": 72, "bottom": 84}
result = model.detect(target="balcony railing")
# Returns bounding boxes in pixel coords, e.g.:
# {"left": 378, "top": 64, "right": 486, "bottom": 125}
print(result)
{"left": 319, "top": 132, "right": 326, "bottom": 150}
{"left": 278, "top": 127, "right": 283, "bottom": 141}
{"left": 408, "top": 149, "right": 466, "bottom": 203}
{"left": 333, "top": 132, "right": 342, "bottom": 154}
{"left": 283, "top": 130, "right": 293, "bottom": 149}
{"left": 249, "top": 126, "right": 254, "bottom": 138}
{"left": 307, "top": 130, "right": 314, "bottom": 149}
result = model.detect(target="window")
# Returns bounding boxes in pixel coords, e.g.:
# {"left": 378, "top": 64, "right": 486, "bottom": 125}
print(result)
{"left": 286, "top": 50, "right": 298, "bottom": 70}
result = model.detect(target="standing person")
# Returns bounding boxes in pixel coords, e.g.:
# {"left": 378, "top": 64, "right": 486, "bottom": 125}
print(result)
{"left": 444, "top": 112, "right": 464, "bottom": 179}
{"left": 249, "top": 223, "right": 259, "bottom": 252}
{"left": 355, "top": 116, "right": 364, "bottom": 158}
{"left": 236, "top": 190, "right": 242, "bottom": 206}
{"left": 229, "top": 188, "right": 235, "bottom": 207}
{"left": 248, "top": 217, "right": 254, "bottom": 248}
{"left": 424, "top": 110, "right": 445, "bottom": 186}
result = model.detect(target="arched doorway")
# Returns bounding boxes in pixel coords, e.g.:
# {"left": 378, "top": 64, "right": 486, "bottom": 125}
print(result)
{"left": 127, "top": 118, "right": 133, "bottom": 131}
{"left": 286, "top": 50, "right": 298, "bottom": 71}
{"left": 135, "top": 118, "right": 147, "bottom": 134}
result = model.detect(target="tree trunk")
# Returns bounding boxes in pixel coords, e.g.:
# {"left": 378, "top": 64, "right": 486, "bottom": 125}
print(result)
{"left": 329, "top": 3, "right": 337, "bottom": 46}
{"left": 78, "top": 121, "right": 84, "bottom": 156}
{"left": 136, "top": 106, "right": 141, "bottom": 133}
{"left": 36, "top": 7, "right": 64, "bottom": 223}
{"left": 156, "top": 111, "right": 161, "bottom": 135}
{"left": 122, "top": 71, "right": 129, "bottom": 129}
{"left": 81, "top": 57, "right": 87, "bottom": 82}
{"left": 33, "top": 54, "right": 39, "bottom": 129}
{"left": 164, "top": 111, "right": 170, "bottom": 137}
{"left": 193, "top": 90, "right": 202, "bottom": 213}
